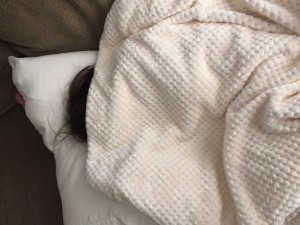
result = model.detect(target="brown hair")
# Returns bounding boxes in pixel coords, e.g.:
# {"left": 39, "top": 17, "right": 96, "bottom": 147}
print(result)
{"left": 67, "top": 66, "right": 94, "bottom": 142}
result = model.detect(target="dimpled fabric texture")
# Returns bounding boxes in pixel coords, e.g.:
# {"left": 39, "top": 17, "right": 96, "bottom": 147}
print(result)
{"left": 86, "top": 0, "right": 300, "bottom": 224}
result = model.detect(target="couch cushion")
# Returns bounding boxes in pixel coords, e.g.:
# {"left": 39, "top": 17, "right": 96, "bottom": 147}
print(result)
{"left": 0, "top": 41, "right": 22, "bottom": 115}
{"left": 0, "top": 105, "right": 63, "bottom": 225}
{"left": 0, "top": 0, "right": 114, "bottom": 56}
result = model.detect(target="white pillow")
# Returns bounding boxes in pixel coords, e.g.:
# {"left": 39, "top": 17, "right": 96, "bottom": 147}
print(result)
{"left": 8, "top": 52, "right": 157, "bottom": 225}
{"left": 9, "top": 51, "right": 98, "bottom": 151}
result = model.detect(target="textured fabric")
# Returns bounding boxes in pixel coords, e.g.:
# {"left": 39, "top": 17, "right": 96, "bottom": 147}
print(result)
{"left": 0, "top": 106, "right": 63, "bottom": 225}
{"left": 0, "top": 41, "right": 21, "bottom": 115}
{"left": 86, "top": 0, "right": 300, "bottom": 225}
{"left": 0, "top": 0, "right": 114, "bottom": 56}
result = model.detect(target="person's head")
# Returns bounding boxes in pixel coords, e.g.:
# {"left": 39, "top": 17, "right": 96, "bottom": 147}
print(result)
{"left": 67, "top": 66, "right": 94, "bottom": 142}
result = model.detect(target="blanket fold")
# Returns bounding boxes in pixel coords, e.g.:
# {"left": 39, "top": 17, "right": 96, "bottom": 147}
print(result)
{"left": 86, "top": 0, "right": 300, "bottom": 224}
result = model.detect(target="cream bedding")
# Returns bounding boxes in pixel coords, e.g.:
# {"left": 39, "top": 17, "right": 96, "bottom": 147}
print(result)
{"left": 86, "top": 1, "right": 300, "bottom": 224}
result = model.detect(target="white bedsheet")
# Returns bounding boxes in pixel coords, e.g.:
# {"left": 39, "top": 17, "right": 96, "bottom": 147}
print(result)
{"left": 54, "top": 138, "right": 158, "bottom": 225}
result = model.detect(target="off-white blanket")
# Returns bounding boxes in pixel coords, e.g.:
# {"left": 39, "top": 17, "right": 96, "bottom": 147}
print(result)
{"left": 86, "top": 1, "right": 300, "bottom": 224}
